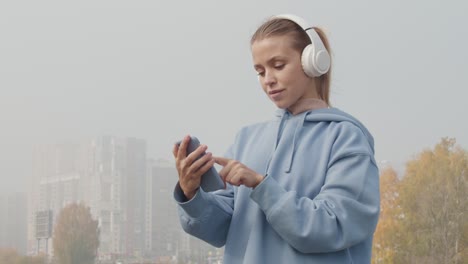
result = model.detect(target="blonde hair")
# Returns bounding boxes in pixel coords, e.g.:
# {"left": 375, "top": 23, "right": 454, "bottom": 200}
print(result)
{"left": 251, "top": 18, "right": 332, "bottom": 105}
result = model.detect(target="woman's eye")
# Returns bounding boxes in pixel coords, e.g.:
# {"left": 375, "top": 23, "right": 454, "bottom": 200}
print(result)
{"left": 274, "top": 64, "right": 285, "bottom": 69}
{"left": 257, "top": 71, "right": 265, "bottom": 77}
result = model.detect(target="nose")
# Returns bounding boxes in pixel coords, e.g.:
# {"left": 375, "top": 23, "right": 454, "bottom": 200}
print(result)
{"left": 263, "top": 70, "right": 277, "bottom": 87}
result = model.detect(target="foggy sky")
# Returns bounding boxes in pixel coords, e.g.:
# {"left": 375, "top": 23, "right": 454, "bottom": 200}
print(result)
{"left": 1, "top": 0, "right": 467, "bottom": 194}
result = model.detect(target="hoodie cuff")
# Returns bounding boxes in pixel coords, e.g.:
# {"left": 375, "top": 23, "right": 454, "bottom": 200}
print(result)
{"left": 173, "top": 182, "right": 209, "bottom": 218}
{"left": 250, "top": 175, "right": 287, "bottom": 215}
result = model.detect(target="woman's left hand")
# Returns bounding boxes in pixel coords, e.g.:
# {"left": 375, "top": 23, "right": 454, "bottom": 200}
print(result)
{"left": 214, "top": 157, "right": 264, "bottom": 188}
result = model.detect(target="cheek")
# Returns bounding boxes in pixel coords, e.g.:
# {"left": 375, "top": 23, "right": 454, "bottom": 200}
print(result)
{"left": 287, "top": 74, "right": 309, "bottom": 97}
{"left": 288, "top": 67, "right": 308, "bottom": 85}
{"left": 281, "top": 71, "right": 299, "bottom": 88}
{"left": 281, "top": 66, "right": 301, "bottom": 84}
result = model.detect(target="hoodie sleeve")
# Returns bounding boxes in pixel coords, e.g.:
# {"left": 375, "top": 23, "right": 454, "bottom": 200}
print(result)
{"left": 174, "top": 142, "right": 237, "bottom": 247}
{"left": 250, "top": 124, "right": 380, "bottom": 253}
{"left": 174, "top": 183, "right": 234, "bottom": 247}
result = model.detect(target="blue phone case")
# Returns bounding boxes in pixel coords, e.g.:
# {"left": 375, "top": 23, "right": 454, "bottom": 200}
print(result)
{"left": 176, "top": 136, "right": 224, "bottom": 192}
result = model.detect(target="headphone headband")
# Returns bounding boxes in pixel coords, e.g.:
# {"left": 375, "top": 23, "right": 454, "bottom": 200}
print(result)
{"left": 271, "top": 14, "right": 330, "bottom": 77}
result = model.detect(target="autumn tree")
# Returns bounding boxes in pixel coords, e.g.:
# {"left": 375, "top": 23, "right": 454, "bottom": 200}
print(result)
{"left": 52, "top": 203, "right": 99, "bottom": 264}
{"left": 0, "top": 248, "right": 45, "bottom": 264}
{"left": 396, "top": 138, "right": 467, "bottom": 264}
{"left": 372, "top": 167, "right": 402, "bottom": 264}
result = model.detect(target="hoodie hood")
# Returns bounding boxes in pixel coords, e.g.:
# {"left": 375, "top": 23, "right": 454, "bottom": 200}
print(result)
{"left": 274, "top": 107, "right": 375, "bottom": 172}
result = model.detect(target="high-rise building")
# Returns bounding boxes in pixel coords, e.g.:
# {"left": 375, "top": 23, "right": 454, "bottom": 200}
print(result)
{"left": 145, "top": 159, "right": 219, "bottom": 262}
{"left": 27, "top": 141, "right": 89, "bottom": 255}
{"left": 145, "top": 159, "right": 180, "bottom": 259}
{"left": 87, "top": 136, "right": 147, "bottom": 260}
{"left": 0, "top": 192, "right": 28, "bottom": 254}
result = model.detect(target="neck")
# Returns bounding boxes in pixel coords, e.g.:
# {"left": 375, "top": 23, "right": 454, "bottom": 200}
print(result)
{"left": 287, "top": 97, "right": 329, "bottom": 115}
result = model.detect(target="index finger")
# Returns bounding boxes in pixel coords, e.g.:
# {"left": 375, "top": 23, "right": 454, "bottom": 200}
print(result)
{"left": 214, "top": 156, "right": 230, "bottom": 167}
{"left": 213, "top": 156, "right": 230, "bottom": 189}
{"left": 176, "top": 135, "right": 191, "bottom": 159}
{"left": 172, "top": 143, "right": 179, "bottom": 158}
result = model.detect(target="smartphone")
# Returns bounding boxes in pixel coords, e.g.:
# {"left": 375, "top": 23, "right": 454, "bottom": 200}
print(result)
{"left": 175, "top": 136, "right": 224, "bottom": 192}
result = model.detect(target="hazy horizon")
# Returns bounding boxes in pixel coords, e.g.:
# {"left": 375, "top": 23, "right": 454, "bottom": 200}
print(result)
{"left": 1, "top": 0, "right": 467, "bottom": 195}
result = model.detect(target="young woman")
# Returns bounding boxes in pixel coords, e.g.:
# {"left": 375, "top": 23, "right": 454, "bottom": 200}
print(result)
{"left": 173, "top": 14, "right": 380, "bottom": 264}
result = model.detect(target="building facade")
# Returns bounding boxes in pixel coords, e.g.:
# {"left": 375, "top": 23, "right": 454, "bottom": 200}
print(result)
{"left": 0, "top": 193, "right": 27, "bottom": 254}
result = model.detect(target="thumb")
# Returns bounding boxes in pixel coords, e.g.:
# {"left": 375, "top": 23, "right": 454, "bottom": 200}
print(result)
{"left": 214, "top": 156, "right": 230, "bottom": 166}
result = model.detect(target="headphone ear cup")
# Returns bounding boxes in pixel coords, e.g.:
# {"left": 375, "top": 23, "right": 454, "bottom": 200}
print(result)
{"left": 315, "top": 49, "right": 331, "bottom": 75}
{"left": 301, "top": 43, "right": 330, "bottom": 78}
{"left": 301, "top": 44, "right": 318, "bottom": 77}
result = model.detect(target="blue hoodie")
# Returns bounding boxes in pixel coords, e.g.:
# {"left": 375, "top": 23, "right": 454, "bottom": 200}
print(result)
{"left": 174, "top": 108, "right": 380, "bottom": 264}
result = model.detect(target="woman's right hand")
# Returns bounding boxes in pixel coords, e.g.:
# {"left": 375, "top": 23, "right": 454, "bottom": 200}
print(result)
{"left": 172, "top": 135, "right": 216, "bottom": 200}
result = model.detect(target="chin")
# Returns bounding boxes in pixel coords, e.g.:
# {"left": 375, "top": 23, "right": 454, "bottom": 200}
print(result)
{"left": 273, "top": 101, "right": 291, "bottom": 110}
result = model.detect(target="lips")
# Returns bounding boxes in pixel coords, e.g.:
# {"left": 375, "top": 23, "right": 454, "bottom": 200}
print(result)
{"left": 269, "top": 89, "right": 285, "bottom": 95}
{"left": 269, "top": 89, "right": 285, "bottom": 100}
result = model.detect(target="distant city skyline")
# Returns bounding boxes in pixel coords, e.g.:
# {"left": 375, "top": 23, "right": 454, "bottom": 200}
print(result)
{"left": 1, "top": 1, "right": 467, "bottom": 196}
{"left": 9, "top": 136, "right": 214, "bottom": 261}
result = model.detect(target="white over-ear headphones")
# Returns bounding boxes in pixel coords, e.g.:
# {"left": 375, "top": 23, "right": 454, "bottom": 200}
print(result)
{"left": 272, "top": 14, "right": 331, "bottom": 78}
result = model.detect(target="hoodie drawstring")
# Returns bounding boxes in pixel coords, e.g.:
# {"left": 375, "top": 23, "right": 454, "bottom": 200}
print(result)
{"left": 264, "top": 111, "right": 289, "bottom": 175}
{"left": 285, "top": 112, "right": 308, "bottom": 173}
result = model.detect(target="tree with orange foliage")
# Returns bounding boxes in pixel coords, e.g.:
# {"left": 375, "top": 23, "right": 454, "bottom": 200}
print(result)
{"left": 0, "top": 248, "right": 45, "bottom": 264}
{"left": 396, "top": 138, "right": 467, "bottom": 264}
{"left": 372, "top": 167, "right": 402, "bottom": 264}
{"left": 52, "top": 203, "right": 99, "bottom": 264}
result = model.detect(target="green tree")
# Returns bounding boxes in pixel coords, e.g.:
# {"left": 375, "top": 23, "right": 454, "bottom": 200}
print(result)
{"left": 52, "top": 203, "right": 99, "bottom": 264}
{"left": 396, "top": 138, "right": 467, "bottom": 264}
